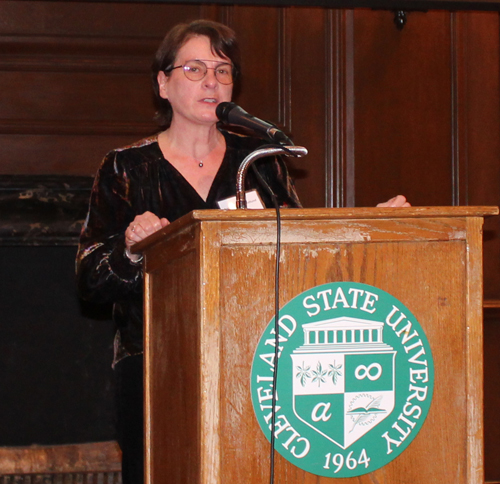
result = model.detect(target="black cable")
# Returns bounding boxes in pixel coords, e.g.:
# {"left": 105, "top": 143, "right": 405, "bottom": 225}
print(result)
{"left": 250, "top": 164, "right": 281, "bottom": 484}
{"left": 269, "top": 206, "right": 281, "bottom": 484}
{"left": 264, "top": 144, "right": 297, "bottom": 157}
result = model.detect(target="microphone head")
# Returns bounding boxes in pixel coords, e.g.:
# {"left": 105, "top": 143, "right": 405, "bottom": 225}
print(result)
{"left": 215, "top": 102, "right": 292, "bottom": 144}
{"left": 216, "top": 102, "right": 237, "bottom": 124}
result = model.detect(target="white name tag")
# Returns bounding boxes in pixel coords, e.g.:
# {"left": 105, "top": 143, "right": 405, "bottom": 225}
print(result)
{"left": 217, "top": 189, "right": 265, "bottom": 210}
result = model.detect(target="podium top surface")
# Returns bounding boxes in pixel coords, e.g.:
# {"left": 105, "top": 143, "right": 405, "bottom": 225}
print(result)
{"left": 133, "top": 206, "right": 498, "bottom": 253}
{"left": 185, "top": 205, "right": 498, "bottom": 221}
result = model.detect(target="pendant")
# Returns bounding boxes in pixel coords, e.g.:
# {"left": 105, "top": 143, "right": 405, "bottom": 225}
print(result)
{"left": 198, "top": 161, "right": 204, "bottom": 168}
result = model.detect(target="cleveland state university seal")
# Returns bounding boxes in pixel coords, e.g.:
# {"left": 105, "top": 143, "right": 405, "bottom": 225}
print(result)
{"left": 250, "top": 282, "right": 434, "bottom": 478}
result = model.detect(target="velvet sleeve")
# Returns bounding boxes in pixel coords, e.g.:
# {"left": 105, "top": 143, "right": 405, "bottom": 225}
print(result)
{"left": 76, "top": 150, "right": 143, "bottom": 305}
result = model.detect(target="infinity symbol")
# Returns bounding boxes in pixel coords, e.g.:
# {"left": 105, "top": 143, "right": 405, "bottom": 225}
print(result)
{"left": 355, "top": 363, "right": 382, "bottom": 381}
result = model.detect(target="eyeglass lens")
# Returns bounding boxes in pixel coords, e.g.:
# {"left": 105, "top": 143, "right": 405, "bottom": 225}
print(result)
{"left": 182, "top": 60, "right": 233, "bottom": 85}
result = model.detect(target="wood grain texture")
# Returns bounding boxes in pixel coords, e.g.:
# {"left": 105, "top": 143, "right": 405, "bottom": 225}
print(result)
{"left": 353, "top": 9, "right": 453, "bottom": 208}
{"left": 199, "top": 222, "right": 223, "bottom": 484}
{"left": 220, "top": 240, "right": 469, "bottom": 483}
{"left": 465, "top": 217, "right": 486, "bottom": 483}
{"left": 141, "top": 208, "right": 488, "bottom": 483}
{"left": 0, "top": 441, "right": 121, "bottom": 474}
{"left": 145, "top": 248, "right": 201, "bottom": 484}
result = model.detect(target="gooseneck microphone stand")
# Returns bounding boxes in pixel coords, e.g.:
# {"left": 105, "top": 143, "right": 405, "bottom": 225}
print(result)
{"left": 235, "top": 145, "right": 308, "bottom": 209}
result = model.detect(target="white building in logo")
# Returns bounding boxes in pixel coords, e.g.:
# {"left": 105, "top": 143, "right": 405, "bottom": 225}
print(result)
{"left": 294, "top": 316, "right": 395, "bottom": 354}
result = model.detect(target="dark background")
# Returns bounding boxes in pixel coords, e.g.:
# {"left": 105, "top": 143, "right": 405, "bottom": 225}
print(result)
{"left": 0, "top": 246, "right": 115, "bottom": 445}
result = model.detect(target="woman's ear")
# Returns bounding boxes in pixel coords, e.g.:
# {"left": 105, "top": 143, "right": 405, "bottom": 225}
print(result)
{"left": 157, "top": 71, "right": 169, "bottom": 100}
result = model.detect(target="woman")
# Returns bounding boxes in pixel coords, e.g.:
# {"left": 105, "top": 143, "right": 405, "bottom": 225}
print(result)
{"left": 77, "top": 18, "right": 410, "bottom": 484}
{"left": 76, "top": 19, "right": 303, "bottom": 484}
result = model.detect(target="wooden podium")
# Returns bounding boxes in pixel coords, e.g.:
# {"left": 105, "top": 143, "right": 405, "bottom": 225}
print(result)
{"left": 136, "top": 207, "right": 497, "bottom": 484}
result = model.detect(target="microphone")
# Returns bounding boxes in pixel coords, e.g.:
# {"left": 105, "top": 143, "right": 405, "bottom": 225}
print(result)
{"left": 216, "top": 102, "right": 293, "bottom": 146}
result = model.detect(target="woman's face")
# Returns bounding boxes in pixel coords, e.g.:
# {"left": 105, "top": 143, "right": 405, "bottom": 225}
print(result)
{"left": 158, "top": 35, "right": 233, "bottom": 128}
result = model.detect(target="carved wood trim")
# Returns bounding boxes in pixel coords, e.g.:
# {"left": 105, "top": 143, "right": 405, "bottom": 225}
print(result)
{"left": 325, "top": 9, "right": 335, "bottom": 208}
{"left": 451, "top": 11, "right": 469, "bottom": 206}
{"left": 325, "top": 9, "right": 355, "bottom": 208}
{"left": 48, "top": 0, "right": 500, "bottom": 12}
{"left": 0, "top": 119, "right": 156, "bottom": 136}
{"left": 0, "top": 175, "right": 93, "bottom": 246}
{"left": 278, "top": 7, "right": 292, "bottom": 133}
{"left": 0, "top": 36, "right": 156, "bottom": 73}
{"left": 0, "top": 441, "right": 121, "bottom": 475}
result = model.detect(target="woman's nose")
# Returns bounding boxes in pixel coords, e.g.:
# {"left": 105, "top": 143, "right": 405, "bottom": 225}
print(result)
{"left": 203, "top": 68, "right": 218, "bottom": 87}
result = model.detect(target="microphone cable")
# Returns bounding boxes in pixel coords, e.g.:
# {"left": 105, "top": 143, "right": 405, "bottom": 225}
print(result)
{"left": 249, "top": 143, "right": 302, "bottom": 484}
{"left": 250, "top": 163, "right": 282, "bottom": 484}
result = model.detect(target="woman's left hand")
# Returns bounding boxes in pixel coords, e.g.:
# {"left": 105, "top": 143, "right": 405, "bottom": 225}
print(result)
{"left": 125, "top": 211, "right": 170, "bottom": 262}
{"left": 377, "top": 195, "right": 411, "bottom": 207}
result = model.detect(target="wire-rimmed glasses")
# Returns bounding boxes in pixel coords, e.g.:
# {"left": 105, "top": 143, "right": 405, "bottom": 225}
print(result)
{"left": 166, "top": 59, "right": 233, "bottom": 85}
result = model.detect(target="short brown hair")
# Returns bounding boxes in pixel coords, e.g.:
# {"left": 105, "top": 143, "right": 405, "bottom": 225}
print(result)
{"left": 151, "top": 19, "right": 241, "bottom": 128}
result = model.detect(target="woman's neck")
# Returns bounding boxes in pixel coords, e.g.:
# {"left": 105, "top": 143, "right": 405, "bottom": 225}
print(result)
{"left": 156, "top": 121, "right": 227, "bottom": 201}
{"left": 162, "top": 120, "right": 223, "bottom": 161}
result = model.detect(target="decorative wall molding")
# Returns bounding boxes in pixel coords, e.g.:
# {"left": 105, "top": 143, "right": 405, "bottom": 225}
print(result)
{"left": 0, "top": 54, "right": 149, "bottom": 73}
{"left": 278, "top": 7, "right": 292, "bottom": 133}
{"left": 0, "top": 441, "right": 121, "bottom": 479}
{"left": 0, "top": 36, "right": 156, "bottom": 72}
{"left": 0, "top": 174, "right": 93, "bottom": 246}
{"left": 0, "top": 119, "right": 156, "bottom": 136}
{"left": 326, "top": 9, "right": 355, "bottom": 208}
{"left": 39, "top": 0, "right": 500, "bottom": 12}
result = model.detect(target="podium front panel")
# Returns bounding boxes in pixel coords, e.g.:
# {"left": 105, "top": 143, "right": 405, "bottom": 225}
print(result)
{"left": 141, "top": 209, "right": 489, "bottom": 484}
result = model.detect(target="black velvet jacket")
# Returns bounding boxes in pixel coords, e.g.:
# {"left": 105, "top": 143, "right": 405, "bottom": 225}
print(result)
{"left": 76, "top": 130, "right": 301, "bottom": 364}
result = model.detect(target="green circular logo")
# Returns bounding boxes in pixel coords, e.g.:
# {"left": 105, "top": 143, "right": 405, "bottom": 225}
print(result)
{"left": 251, "top": 282, "right": 434, "bottom": 478}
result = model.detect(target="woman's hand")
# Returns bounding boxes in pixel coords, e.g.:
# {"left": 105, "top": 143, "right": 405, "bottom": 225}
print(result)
{"left": 376, "top": 195, "right": 411, "bottom": 208}
{"left": 125, "top": 211, "right": 170, "bottom": 262}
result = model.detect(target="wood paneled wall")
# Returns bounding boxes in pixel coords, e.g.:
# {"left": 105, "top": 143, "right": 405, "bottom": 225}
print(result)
{"left": 1, "top": 0, "right": 500, "bottom": 480}
{"left": 3, "top": 2, "right": 499, "bottom": 294}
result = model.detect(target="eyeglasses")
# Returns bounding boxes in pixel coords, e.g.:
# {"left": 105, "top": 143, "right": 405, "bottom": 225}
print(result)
{"left": 166, "top": 59, "right": 234, "bottom": 85}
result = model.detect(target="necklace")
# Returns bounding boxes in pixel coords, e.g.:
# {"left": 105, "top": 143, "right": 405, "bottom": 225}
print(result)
{"left": 160, "top": 130, "right": 222, "bottom": 169}
{"left": 194, "top": 136, "right": 223, "bottom": 168}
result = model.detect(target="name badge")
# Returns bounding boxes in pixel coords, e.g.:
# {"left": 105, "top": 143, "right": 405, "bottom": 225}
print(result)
{"left": 217, "top": 189, "right": 265, "bottom": 210}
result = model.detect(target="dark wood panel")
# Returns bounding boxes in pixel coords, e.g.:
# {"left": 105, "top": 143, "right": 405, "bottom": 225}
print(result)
{"left": 38, "top": 0, "right": 500, "bottom": 12}
{"left": 0, "top": 134, "right": 151, "bottom": 175}
{"left": 0, "top": 1, "right": 216, "bottom": 175}
{"left": 0, "top": 38, "right": 156, "bottom": 72}
{"left": 229, "top": 5, "right": 330, "bottom": 208}
{"left": 0, "top": 1, "right": 202, "bottom": 37}
{"left": 458, "top": 12, "right": 500, "bottom": 301}
{"left": 229, "top": 5, "right": 326, "bottom": 206}
{"left": 0, "top": 72, "right": 154, "bottom": 122}
{"left": 0, "top": 33, "right": 157, "bottom": 57}
{"left": 353, "top": 9, "right": 454, "bottom": 208}
{"left": 231, "top": 6, "right": 281, "bottom": 125}
{"left": 0, "top": 119, "right": 156, "bottom": 136}
{"left": 326, "top": 9, "right": 355, "bottom": 208}
{"left": 286, "top": 7, "right": 328, "bottom": 209}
